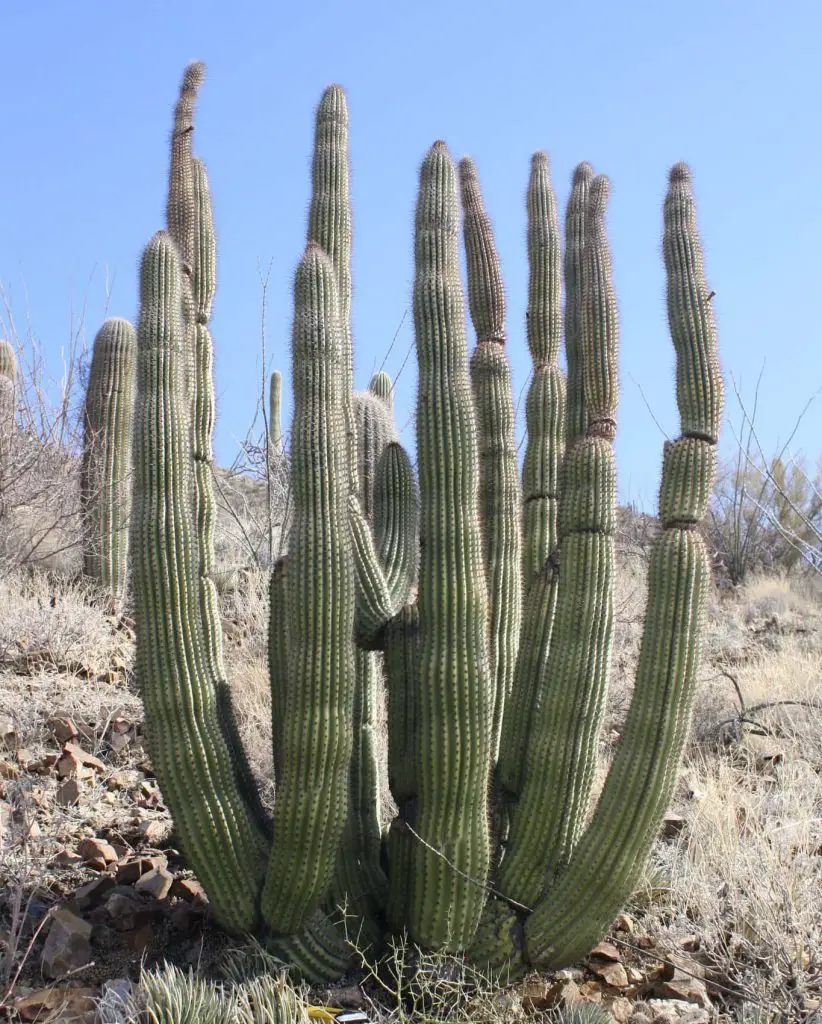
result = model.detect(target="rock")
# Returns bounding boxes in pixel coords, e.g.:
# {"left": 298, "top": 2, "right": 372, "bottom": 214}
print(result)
{"left": 626, "top": 966, "right": 645, "bottom": 985}
{"left": 126, "top": 921, "right": 155, "bottom": 953}
{"left": 656, "top": 971, "right": 711, "bottom": 1009}
{"left": 135, "top": 867, "right": 174, "bottom": 900}
{"left": 52, "top": 848, "right": 85, "bottom": 867}
{"left": 41, "top": 908, "right": 93, "bottom": 979}
{"left": 57, "top": 752, "right": 93, "bottom": 780}
{"left": 645, "top": 998, "right": 709, "bottom": 1023}
{"left": 47, "top": 716, "right": 80, "bottom": 744}
{"left": 614, "top": 914, "right": 635, "bottom": 933}
{"left": 14, "top": 985, "right": 96, "bottom": 1021}
{"left": 57, "top": 779, "right": 82, "bottom": 806}
{"left": 106, "top": 771, "right": 132, "bottom": 791}
{"left": 170, "top": 877, "right": 207, "bottom": 904}
{"left": 77, "top": 837, "right": 118, "bottom": 868}
{"left": 0, "top": 715, "right": 17, "bottom": 747}
{"left": 520, "top": 978, "right": 551, "bottom": 1012}
{"left": 607, "top": 996, "right": 634, "bottom": 1023}
{"left": 137, "top": 818, "right": 166, "bottom": 844}
{"left": 63, "top": 742, "right": 106, "bottom": 772}
{"left": 661, "top": 814, "right": 687, "bottom": 839}
{"left": 105, "top": 891, "right": 153, "bottom": 932}
{"left": 97, "top": 978, "right": 135, "bottom": 1022}
{"left": 678, "top": 935, "right": 701, "bottom": 952}
{"left": 108, "top": 730, "right": 131, "bottom": 754}
{"left": 116, "top": 858, "right": 152, "bottom": 884}
{"left": 74, "top": 876, "right": 117, "bottom": 909}
{"left": 589, "top": 958, "right": 629, "bottom": 989}
{"left": 590, "top": 941, "right": 621, "bottom": 962}
{"left": 578, "top": 981, "right": 605, "bottom": 1003}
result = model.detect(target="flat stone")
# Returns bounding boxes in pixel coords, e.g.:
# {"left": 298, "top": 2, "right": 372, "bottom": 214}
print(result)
{"left": 590, "top": 958, "right": 629, "bottom": 989}
{"left": 656, "top": 972, "right": 711, "bottom": 1009}
{"left": 41, "top": 908, "right": 93, "bottom": 979}
{"left": 590, "top": 940, "right": 622, "bottom": 962}
{"left": 135, "top": 867, "right": 173, "bottom": 900}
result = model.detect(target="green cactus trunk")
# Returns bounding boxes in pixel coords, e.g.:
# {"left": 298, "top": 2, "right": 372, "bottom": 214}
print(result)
{"left": 81, "top": 318, "right": 137, "bottom": 600}
{"left": 397, "top": 141, "right": 493, "bottom": 949}
{"left": 261, "top": 243, "right": 356, "bottom": 934}
{"left": 269, "top": 369, "right": 283, "bottom": 452}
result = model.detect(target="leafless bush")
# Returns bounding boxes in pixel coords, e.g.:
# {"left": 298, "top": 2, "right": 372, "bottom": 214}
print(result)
{"left": 0, "top": 287, "right": 91, "bottom": 575}
{"left": 705, "top": 374, "right": 821, "bottom": 584}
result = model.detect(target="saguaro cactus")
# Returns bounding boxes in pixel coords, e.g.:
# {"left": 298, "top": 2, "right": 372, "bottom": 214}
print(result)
{"left": 132, "top": 67, "right": 723, "bottom": 983}
{"left": 269, "top": 369, "right": 283, "bottom": 452}
{"left": 81, "top": 318, "right": 136, "bottom": 598}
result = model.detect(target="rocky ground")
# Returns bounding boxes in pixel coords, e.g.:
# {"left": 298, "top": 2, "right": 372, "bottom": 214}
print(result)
{"left": 0, "top": 562, "right": 820, "bottom": 1023}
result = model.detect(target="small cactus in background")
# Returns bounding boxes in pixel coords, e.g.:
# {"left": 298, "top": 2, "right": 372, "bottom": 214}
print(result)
{"left": 0, "top": 341, "right": 16, "bottom": 470}
{"left": 80, "top": 318, "right": 136, "bottom": 599}
{"left": 269, "top": 369, "right": 283, "bottom": 452}
{"left": 132, "top": 66, "right": 723, "bottom": 982}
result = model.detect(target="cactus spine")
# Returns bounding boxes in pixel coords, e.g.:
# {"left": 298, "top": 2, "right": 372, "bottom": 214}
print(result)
{"left": 133, "top": 65, "right": 723, "bottom": 983}
{"left": 81, "top": 319, "right": 136, "bottom": 598}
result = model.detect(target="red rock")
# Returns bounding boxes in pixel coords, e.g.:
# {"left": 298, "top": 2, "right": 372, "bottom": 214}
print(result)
{"left": 77, "top": 837, "right": 118, "bottom": 865}
{"left": 589, "top": 958, "right": 629, "bottom": 989}
{"left": 47, "top": 716, "right": 79, "bottom": 743}
{"left": 590, "top": 940, "right": 621, "bottom": 962}
{"left": 62, "top": 741, "right": 105, "bottom": 772}
{"left": 171, "top": 877, "right": 207, "bottom": 904}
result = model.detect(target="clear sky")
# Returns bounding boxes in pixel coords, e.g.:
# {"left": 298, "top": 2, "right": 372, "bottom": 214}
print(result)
{"left": 1, "top": 0, "right": 820, "bottom": 510}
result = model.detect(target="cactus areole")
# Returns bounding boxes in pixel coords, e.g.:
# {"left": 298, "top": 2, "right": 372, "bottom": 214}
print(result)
{"left": 132, "top": 65, "right": 723, "bottom": 981}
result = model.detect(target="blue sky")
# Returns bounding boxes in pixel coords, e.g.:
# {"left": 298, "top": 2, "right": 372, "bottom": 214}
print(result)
{"left": 1, "top": 0, "right": 820, "bottom": 510}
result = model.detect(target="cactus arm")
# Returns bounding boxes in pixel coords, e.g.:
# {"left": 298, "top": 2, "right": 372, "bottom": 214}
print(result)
{"left": 497, "top": 152, "right": 565, "bottom": 800}
{"left": 80, "top": 318, "right": 136, "bottom": 599}
{"left": 499, "top": 175, "right": 618, "bottom": 910}
{"left": 563, "top": 163, "right": 594, "bottom": 447}
{"left": 398, "top": 141, "right": 493, "bottom": 949}
{"left": 372, "top": 441, "right": 419, "bottom": 601}
{"left": 458, "top": 156, "right": 522, "bottom": 762}
{"left": 166, "top": 62, "right": 204, "bottom": 272}
{"left": 520, "top": 152, "right": 566, "bottom": 592}
{"left": 525, "top": 162, "right": 723, "bottom": 968}
{"left": 132, "top": 231, "right": 266, "bottom": 934}
{"left": 261, "top": 244, "right": 356, "bottom": 934}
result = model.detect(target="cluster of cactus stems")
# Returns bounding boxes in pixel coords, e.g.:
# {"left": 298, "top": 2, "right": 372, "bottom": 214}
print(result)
{"left": 131, "top": 64, "right": 723, "bottom": 981}
{"left": 80, "top": 319, "right": 137, "bottom": 599}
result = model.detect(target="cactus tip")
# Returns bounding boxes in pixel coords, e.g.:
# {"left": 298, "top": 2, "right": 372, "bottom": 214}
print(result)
{"left": 531, "top": 150, "right": 549, "bottom": 168}
{"left": 572, "top": 161, "right": 595, "bottom": 186}
{"left": 669, "top": 161, "right": 692, "bottom": 185}
{"left": 588, "top": 174, "right": 610, "bottom": 213}
{"left": 182, "top": 61, "right": 206, "bottom": 91}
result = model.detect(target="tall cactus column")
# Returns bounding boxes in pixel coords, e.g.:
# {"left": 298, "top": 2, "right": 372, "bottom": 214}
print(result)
{"left": 81, "top": 318, "right": 136, "bottom": 599}
{"left": 395, "top": 142, "right": 493, "bottom": 949}
{"left": 525, "top": 163, "right": 723, "bottom": 967}
{"left": 262, "top": 244, "right": 356, "bottom": 935}
{"left": 458, "top": 157, "right": 522, "bottom": 762}
{"left": 132, "top": 232, "right": 267, "bottom": 934}
{"left": 499, "top": 175, "right": 618, "bottom": 909}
